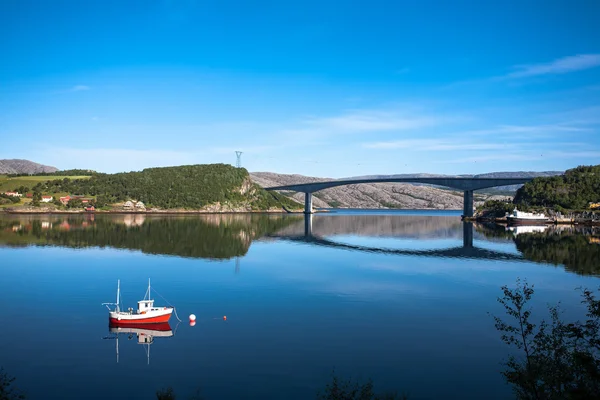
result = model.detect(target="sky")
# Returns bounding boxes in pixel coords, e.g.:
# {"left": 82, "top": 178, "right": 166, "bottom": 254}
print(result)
{"left": 1, "top": 0, "right": 599, "bottom": 177}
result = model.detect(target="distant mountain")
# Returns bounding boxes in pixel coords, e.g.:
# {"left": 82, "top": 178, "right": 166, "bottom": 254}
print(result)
{"left": 250, "top": 170, "right": 564, "bottom": 209}
{"left": 0, "top": 159, "right": 58, "bottom": 174}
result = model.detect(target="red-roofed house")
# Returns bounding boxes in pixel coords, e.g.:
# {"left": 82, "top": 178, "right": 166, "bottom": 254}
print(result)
{"left": 60, "top": 196, "right": 71, "bottom": 205}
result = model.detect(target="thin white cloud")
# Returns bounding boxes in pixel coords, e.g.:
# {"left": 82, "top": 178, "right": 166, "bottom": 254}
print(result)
{"left": 442, "top": 149, "right": 600, "bottom": 164}
{"left": 505, "top": 54, "right": 600, "bottom": 79}
{"left": 364, "top": 139, "right": 510, "bottom": 151}
{"left": 71, "top": 85, "right": 90, "bottom": 92}
{"left": 277, "top": 108, "right": 461, "bottom": 142}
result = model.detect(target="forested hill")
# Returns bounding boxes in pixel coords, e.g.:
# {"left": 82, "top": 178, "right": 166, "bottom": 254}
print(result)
{"left": 31, "top": 164, "right": 302, "bottom": 211}
{"left": 514, "top": 165, "right": 600, "bottom": 210}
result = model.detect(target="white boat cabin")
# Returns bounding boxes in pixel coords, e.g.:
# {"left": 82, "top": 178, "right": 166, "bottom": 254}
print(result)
{"left": 137, "top": 299, "right": 164, "bottom": 314}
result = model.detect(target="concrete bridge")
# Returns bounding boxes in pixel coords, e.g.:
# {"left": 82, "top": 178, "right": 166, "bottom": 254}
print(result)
{"left": 266, "top": 177, "right": 534, "bottom": 217}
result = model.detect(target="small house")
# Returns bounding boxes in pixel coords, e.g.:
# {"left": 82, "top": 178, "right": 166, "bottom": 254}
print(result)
{"left": 41, "top": 196, "right": 53, "bottom": 203}
{"left": 85, "top": 206, "right": 95, "bottom": 212}
{"left": 4, "top": 192, "right": 22, "bottom": 197}
{"left": 60, "top": 196, "right": 71, "bottom": 205}
{"left": 135, "top": 201, "right": 145, "bottom": 209}
{"left": 123, "top": 200, "right": 134, "bottom": 208}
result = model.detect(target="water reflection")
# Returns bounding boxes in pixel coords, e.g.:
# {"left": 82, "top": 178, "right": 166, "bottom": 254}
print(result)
{"left": 103, "top": 322, "right": 174, "bottom": 364}
{"left": 272, "top": 215, "right": 522, "bottom": 261}
{"left": 1, "top": 213, "right": 599, "bottom": 274}
{"left": 0, "top": 214, "right": 301, "bottom": 259}
{"left": 475, "top": 223, "right": 600, "bottom": 276}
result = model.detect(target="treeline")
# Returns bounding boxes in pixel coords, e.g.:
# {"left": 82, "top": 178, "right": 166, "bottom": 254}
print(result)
{"left": 6, "top": 169, "right": 98, "bottom": 177}
{"left": 30, "top": 164, "right": 302, "bottom": 210}
{"left": 514, "top": 165, "right": 600, "bottom": 210}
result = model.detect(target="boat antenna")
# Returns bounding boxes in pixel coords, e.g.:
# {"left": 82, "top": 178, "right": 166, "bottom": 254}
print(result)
{"left": 116, "top": 279, "right": 120, "bottom": 313}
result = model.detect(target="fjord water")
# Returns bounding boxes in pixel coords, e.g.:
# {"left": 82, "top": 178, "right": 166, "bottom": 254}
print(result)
{"left": 0, "top": 211, "right": 598, "bottom": 400}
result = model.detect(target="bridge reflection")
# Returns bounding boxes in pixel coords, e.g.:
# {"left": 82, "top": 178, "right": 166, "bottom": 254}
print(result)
{"left": 272, "top": 214, "right": 524, "bottom": 262}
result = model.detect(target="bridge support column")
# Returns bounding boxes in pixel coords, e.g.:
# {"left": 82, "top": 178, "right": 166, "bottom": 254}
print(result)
{"left": 304, "top": 192, "right": 313, "bottom": 214}
{"left": 463, "top": 190, "right": 474, "bottom": 218}
{"left": 463, "top": 222, "right": 473, "bottom": 248}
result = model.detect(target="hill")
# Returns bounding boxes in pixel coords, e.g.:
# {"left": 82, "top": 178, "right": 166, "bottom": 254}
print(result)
{"left": 514, "top": 165, "right": 600, "bottom": 210}
{"left": 30, "top": 164, "right": 302, "bottom": 211}
{"left": 251, "top": 172, "right": 472, "bottom": 209}
{"left": 0, "top": 175, "right": 91, "bottom": 193}
{"left": 250, "top": 171, "right": 564, "bottom": 209}
{"left": 0, "top": 159, "right": 58, "bottom": 174}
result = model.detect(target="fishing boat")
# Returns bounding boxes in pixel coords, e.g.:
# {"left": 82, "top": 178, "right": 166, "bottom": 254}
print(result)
{"left": 103, "top": 279, "right": 173, "bottom": 325}
{"left": 506, "top": 208, "right": 549, "bottom": 225}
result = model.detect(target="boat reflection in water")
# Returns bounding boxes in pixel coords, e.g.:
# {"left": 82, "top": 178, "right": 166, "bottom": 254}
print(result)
{"left": 507, "top": 224, "right": 548, "bottom": 236}
{"left": 103, "top": 322, "right": 174, "bottom": 364}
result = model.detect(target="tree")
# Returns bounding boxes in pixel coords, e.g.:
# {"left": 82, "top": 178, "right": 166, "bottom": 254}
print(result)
{"left": 0, "top": 368, "right": 25, "bottom": 399}
{"left": 31, "top": 191, "right": 41, "bottom": 207}
{"left": 491, "top": 279, "right": 600, "bottom": 399}
{"left": 156, "top": 387, "right": 176, "bottom": 400}
{"left": 67, "top": 198, "right": 83, "bottom": 209}
{"left": 317, "top": 371, "right": 407, "bottom": 400}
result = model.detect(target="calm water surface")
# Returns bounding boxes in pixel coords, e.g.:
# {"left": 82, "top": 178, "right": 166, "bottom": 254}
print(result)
{"left": 0, "top": 211, "right": 599, "bottom": 400}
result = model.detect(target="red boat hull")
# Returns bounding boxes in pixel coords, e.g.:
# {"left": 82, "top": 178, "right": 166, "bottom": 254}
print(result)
{"left": 109, "top": 313, "right": 172, "bottom": 325}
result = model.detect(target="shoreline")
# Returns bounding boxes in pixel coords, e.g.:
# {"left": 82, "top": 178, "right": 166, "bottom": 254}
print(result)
{"left": 0, "top": 209, "right": 308, "bottom": 215}
{"left": 463, "top": 216, "right": 600, "bottom": 226}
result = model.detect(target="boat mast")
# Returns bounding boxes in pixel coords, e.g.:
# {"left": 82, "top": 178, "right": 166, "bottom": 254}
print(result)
{"left": 144, "top": 278, "right": 151, "bottom": 301}
{"left": 116, "top": 279, "right": 121, "bottom": 313}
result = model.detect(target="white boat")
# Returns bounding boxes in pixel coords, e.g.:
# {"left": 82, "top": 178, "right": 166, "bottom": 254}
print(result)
{"left": 506, "top": 208, "right": 549, "bottom": 225}
{"left": 102, "top": 279, "right": 173, "bottom": 325}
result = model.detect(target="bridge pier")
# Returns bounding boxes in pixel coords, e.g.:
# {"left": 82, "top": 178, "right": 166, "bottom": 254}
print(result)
{"left": 304, "top": 192, "right": 313, "bottom": 214}
{"left": 463, "top": 190, "right": 474, "bottom": 218}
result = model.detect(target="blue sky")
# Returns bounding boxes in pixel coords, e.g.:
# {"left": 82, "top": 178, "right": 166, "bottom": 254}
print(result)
{"left": 1, "top": 0, "right": 599, "bottom": 177}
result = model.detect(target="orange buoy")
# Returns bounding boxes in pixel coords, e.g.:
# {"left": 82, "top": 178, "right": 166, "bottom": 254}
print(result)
{"left": 223, "top": 315, "right": 227, "bottom": 321}
{"left": 190, "top": 320, "right": 196, "bottom": 327}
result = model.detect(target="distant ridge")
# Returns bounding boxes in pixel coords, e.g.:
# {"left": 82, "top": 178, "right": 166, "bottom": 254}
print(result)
{"left": 0, "top": 159, "right": 58, "bottom": 174}
{"left": 250, "top": 170, "right": 564, "bottom": 209}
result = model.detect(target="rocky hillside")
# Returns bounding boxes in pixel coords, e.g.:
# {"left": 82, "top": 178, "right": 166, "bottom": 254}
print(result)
{"left": 250, "top": 170, "right": 563, "bottom": 210}
{"left": 251, "top": 172, "right": 479, "bottom": 210}
{"left": 0, "top": 159, "right": 58, "bottom": 174}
